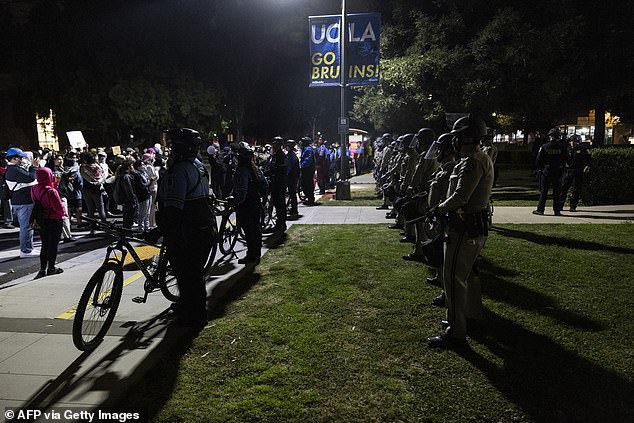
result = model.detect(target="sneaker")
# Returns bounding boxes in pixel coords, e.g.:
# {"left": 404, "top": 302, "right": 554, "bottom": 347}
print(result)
{"left": 20, "top": 249, "right": 40, "bottom": 258}
{"left": 34, "top": 270, "right": 47, "bottom": 279}
{"left": 2, "top": 224, "right": 15, "bottom": 229}
{"left": 47, "top": 267, "right": 64, "bottom": 276}
{"left": 531, "top": 210, "right": 544, "bottom": 216}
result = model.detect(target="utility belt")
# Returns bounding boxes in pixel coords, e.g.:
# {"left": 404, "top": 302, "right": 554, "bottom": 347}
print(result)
{"left": 448, "top": 208, "right": 490, "bottom": 237}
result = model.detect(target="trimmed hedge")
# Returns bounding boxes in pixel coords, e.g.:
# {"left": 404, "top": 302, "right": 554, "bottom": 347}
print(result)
{"left": 582, "top": 147, "right": 634, "bottom": 205}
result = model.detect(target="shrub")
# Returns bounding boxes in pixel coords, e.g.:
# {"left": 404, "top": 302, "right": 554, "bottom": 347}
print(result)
{"left": 582, "top": 147, "right": 634, "bottom": 205}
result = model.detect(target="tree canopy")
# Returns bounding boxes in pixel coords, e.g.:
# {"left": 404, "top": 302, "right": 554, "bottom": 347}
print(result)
{"left": 6, "top": 0, "right": 633, "bottom": 146}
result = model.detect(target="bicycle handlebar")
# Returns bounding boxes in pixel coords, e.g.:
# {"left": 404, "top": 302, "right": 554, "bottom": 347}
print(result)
{"left": 81, "top": 215, "right": 159, "bottom": 245}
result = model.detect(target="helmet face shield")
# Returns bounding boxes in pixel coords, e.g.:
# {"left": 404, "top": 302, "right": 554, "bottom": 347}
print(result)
{"left": 425, "top": 133, "right": 455, "bottom": 160}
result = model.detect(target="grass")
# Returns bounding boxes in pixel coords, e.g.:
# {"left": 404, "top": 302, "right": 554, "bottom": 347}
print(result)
{"left": 127, "top": 224, "right": 634, "bottom": 423}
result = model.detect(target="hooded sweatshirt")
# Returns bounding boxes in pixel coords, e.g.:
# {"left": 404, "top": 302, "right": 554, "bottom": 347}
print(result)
{"left": 31, "top": 167, "right": 65, "bottom": 220}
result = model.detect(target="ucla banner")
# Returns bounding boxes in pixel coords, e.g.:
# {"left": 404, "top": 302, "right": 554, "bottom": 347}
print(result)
{"left": 309, "top": 13, "right": 380, "bottom": 87}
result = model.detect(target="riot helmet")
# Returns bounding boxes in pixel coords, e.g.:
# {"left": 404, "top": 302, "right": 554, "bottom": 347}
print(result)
{"left": 401, "top": 133, "right": 416, "bottom": 151}
{"left": 272, "top": 136, "right": 285, "bottom": 145}
{"left": 416, "top": 128, "right": 436, "bottom": 152}
{"left": 300, "top": 136, "right": 312, "bottom": 147}
{"left": 425, "top": 133, "right": 456, "bottom": 161}
{"left": 166, "top": 128, "right": 202, "bottom": 158}
{"left": 547, "top": 127, "right": 561, "bottom": 140}
{"left": 450, "top": 115, "right": 487, "bottom": 145}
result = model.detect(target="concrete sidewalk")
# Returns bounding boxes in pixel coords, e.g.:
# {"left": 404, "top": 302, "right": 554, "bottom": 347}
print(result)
{"left": 1, "top": 200, "right": 632, "bottom": 423}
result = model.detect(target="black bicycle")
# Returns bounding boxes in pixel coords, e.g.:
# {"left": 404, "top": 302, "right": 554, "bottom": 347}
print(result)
{"left": 73, "top": 218, "right": 181, "bottom": 351}
{"left": 210, "top": 195, "right": 242, "bottom": 256}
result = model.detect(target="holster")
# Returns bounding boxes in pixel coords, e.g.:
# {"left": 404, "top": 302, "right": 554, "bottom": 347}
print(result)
{"left": 449, "top": 209, "right": 490, "bottom": 237}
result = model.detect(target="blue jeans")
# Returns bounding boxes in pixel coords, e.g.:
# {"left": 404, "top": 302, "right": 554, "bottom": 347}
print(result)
{"left": 13, "top": 203, "right": 34, "bottom": 253}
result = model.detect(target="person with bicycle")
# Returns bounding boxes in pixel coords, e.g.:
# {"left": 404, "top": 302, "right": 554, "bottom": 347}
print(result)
{"left": 427, "top": 115, "right": 493, "bottom": 348}
{"left": 263, "top": 137, "right": 288, "bottom": 233}
{"left": 232, "top": 142, "right": 266, "bottom": 264}
{"left": 158, "top": 128, "right": 214, "bottom": 329}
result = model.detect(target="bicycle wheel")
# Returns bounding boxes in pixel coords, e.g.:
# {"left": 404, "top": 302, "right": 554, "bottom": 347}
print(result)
{"left": 72, "top": 261, "right": 123, "bottom": 352}
{"left": 156, "top": 245, "right": 180, "bottom": 302}
{"left": 203, "top": 219, "right": 219, "bottom": 273}
{"left": 219, "top": 209, "right": 239, "bottom": 255}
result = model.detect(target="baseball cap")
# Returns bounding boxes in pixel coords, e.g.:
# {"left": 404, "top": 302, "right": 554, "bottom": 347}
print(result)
{"left": 6, "top": 147, "right": 27, "bottom": 158}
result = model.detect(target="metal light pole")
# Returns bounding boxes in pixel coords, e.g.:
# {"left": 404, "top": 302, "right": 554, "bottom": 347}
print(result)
{"left": 336, "top": 0, "right": 352, "bottom": 199}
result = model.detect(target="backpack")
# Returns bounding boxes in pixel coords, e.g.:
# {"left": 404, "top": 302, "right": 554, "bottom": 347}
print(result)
{"left": 30, "top": 188, "right": 52, "bottom": 230}
{"left": 112, "top": 175, "right": 125, "bottom": 205}
{"left": 255, "top": 168, "right": 269, "bottom": 198}
{"left": 0, "top": 173, "right": 9, "bottom": 201}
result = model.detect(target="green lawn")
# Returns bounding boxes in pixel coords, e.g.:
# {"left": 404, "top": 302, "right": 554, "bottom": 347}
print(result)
{"left": 127, "top": 224, "right": 634, "bottom": 422}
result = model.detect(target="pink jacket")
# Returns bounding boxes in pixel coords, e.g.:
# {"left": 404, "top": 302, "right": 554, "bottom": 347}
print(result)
{"left": 31, "top": 167, "right": 65, "bottom": 220}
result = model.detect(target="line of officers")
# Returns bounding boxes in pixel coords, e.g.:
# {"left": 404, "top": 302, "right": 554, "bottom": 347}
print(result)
{"left": 373, "top": 115, "right": 496, "bottom": 348}
{"left": 532, "top": 127, "right": 591, "bottom": 216}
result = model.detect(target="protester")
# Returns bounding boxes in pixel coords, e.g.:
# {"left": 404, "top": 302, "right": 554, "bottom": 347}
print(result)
{"left": 5, "top": 148, "right": 39, "bottom": 257}
{"left": 133, "top": 159, "right": 151, "bottom": 232}
{"left": 32, "top": 167, "right": 65, "bottom": 278}
{"left": 0, "top": 155, "right": 15, "bottom": 229}
{"left": 79, "top": 153, "right": 106, "bottom": 227}
{"left": 116, "top": 161, "right": 137, "bottom": 229}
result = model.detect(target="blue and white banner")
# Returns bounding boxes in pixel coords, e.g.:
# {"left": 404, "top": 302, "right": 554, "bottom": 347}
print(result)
{"left": 309, "top": 13, "right": 380, "bottom": 87}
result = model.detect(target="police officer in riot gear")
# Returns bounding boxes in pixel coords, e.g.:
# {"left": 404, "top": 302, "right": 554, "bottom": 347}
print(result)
{"left": 264, "top": 137, "right": 288, "bottom": 233}
{"left": 158, "top": 128, "right": 214, "bottom": 329}
{"left": 427, "top": 115, "right": 494, "bottom": 348}
{"left": 300, "top": 137, "right": 316, "bottom": 205}
{"left": 233, "top": 142, "right": 266, "bottom": 264}
{"left": 286, "top": 139, "right": 300, "bottom": 217}
{"left": 533, "top": 127, "right": 567, "bottom": 216}
{"left": 560, "top": 134, "right": 591, "bottom": 212}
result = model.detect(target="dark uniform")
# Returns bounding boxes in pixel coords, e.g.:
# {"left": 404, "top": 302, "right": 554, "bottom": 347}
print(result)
{"left": 300, "top": 138, "right": 316, "bottom": 205}
{"left": 286, "top": 140, "right": 300, "bottom": 216}
{"left": 264, "top": 140, "right": 288, "bottom": 232}
{"left": 233, "top": 143, "right": 265, "bottom": 264}
{"left": 158, "top": 130, "right": 213, "bottom": 328}
{"left": 560, "top": 137, "right": 591, "bottom": 212}
{"left": 534, "top": 129, "right": 567, "bottom": 215}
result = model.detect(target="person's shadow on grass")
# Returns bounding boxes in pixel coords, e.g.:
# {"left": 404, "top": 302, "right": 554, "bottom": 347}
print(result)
{"left": 490, "top": 226, "right": 634, "bottom": 255}
{"left": 459, "top": 308, "right": 634, "bottom": 423}
{"left": 478, "top": 257, "right": 603, "bottom": 331}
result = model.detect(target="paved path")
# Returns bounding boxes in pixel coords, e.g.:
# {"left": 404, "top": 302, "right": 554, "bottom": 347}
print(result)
{"left": 0, "top": 189, "right": 632, "bottom": 422}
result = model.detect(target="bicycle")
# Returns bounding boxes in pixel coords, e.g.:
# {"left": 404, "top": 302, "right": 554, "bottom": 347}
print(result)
{"left": 71, "top": 218, "right": 179, "bottom": 351}
{"left": 209, "top": 194, "right": 242, "bottom": 256}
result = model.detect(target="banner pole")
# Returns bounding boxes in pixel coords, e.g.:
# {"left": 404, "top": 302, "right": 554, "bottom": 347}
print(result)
{"left": 336, "top": 0, "right": 351, "bottom": 199}
{"left": 341, "top": 0, "right": 346, "bottom": 181}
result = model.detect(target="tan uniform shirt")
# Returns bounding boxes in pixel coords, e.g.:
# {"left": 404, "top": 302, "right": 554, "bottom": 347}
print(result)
{"left": 438, "top": 145, "right": 493, "bottom": 213}
{"left": 379, "top": 146, "right": 394, "bottom": 174}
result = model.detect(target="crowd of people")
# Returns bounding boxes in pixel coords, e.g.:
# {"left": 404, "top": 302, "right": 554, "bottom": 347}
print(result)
{"left": 0, "top": 144, "right": 168, "bottom": 277}
{"left": 373, "top": 115, "right": 496, "bottom": 348}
